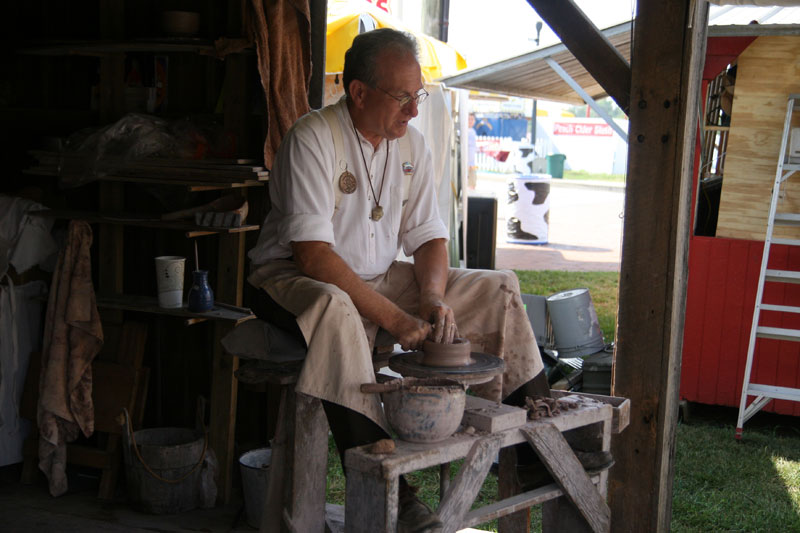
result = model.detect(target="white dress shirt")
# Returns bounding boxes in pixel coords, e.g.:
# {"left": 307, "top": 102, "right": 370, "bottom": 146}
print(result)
{"left": 248, "top": 97, "right": 448, "bottom": 279}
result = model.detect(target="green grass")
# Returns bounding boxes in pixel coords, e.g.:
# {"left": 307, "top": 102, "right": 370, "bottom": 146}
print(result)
{"left": 562, "top": 170, "right": 626, "bottom": 183}
{"left": 324, "top": 270, "right": 800, "bottom": 532}
{"left": 671, "top": 421, "right": 800, "bottom": 533}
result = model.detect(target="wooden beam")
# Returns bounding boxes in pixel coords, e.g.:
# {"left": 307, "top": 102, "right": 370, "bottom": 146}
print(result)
{"left": 609, "top": 1, "right": 709, "bottom": 532}
{"left": 309, "top": 0, "right": 327, "bottom": 109}
{"left": 526, "top": 0, "right": 631, "bottom": 113}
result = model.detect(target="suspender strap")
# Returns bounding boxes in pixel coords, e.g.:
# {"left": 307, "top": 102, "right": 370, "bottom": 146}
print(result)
{"left": 319, "top": 106, "right": 346, "bottom": 211}
{"left": 319, "top": 104, "right": 414, "bottom": 213}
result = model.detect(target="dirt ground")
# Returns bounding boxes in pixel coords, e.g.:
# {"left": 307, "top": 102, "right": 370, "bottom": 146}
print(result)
{"left": 471, "top": 173, "right": 624, "bottom": 272}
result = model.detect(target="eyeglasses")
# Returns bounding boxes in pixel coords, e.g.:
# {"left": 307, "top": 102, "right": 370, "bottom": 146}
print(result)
{"left": 375, "top": 86, "right": 429, "bottom": 107}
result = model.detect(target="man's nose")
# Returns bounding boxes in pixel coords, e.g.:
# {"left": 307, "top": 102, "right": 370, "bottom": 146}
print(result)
{"left": 404, "top": 100, "right": 419, "bottom": 118}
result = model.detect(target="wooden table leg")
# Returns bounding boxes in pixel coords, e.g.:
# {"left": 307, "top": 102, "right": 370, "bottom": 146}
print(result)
{"left": 210, "top": 322, "right": 238, "bottom": 504}
{"left": 345, "top": 468, "right": 400, "bottom": 533}
{"left": 262, "top": 390, "right": 328, "bottom": 533}
{"left": 497, "top": 446, "right": 530, "bottom": 533}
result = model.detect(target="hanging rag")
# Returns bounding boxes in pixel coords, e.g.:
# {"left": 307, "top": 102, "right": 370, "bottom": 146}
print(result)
{"left": 37, "top": 220, "right": 103, "bottom": 497}
{"left": 246, "top": 0, "right": 312, "bottom": 168}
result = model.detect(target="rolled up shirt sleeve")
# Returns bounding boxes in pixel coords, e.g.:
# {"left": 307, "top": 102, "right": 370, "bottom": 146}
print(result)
{"left": 278, "top": 213, "right": 335, "bottom": 247}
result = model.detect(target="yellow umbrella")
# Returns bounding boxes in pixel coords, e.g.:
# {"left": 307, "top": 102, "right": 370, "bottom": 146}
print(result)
{"left": 326, "top": 0, "right": 467, "bottom": 82}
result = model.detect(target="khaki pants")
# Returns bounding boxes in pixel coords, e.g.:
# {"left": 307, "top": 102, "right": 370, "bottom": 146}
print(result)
{"left": 248, "top": 260, "right": 543, "bottom": 431}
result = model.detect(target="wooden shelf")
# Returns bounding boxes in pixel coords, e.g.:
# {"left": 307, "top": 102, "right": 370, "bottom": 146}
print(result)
{"left": 29, "top": 209, "right": 259, "bottom": 237}
{"left": 703, "top": 124, "right": 730, "bottom": 131}
{"left": 96, "top": 294, "right": 256, "bottom": 325}
{"left": 26, "top": 150, "right": 268, "bottom": 190}
{"left": 24, "top": 168, "right": 266, "bottom": 190}
{"left": 17, "top": 39, "right": 245, "bottom": 56}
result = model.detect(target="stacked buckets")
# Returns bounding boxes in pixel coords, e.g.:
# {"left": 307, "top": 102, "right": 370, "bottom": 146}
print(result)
{"left": 546, "top": 288, "right": 605, "bottom": 358}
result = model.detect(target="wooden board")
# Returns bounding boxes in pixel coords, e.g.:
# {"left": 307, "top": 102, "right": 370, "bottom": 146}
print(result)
{"left": 462, "top": 395, "right": 527, "bottom": 433}
{"left": 550, "top": 391, "right": 631, "bottom": 434}
{"left": 716, "top": 36, "right": 800, "bottom": 241}
{"left": 521, "top": 424, "right": 610, "bottom": 533}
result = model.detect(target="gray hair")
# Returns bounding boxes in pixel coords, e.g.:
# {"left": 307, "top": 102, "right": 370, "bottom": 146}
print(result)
{"left": 342, "top": 28, "right": 419, "bottom": 97}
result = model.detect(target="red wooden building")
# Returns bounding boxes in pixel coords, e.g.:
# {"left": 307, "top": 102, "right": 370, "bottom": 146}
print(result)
{"left": 681, "top": 30, "right": 800, "bottom": 416}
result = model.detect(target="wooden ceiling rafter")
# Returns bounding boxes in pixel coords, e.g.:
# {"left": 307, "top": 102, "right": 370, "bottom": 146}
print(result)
{"left": 526, "top": 0, "right": 632, "bottom": 113}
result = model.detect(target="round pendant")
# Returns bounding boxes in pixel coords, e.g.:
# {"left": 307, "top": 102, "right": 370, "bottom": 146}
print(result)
{"left": 338, "top": 170, "right": 357, "bottom": 194}
{"left": 371, "top": 206, "right": 384, "bottom": 221}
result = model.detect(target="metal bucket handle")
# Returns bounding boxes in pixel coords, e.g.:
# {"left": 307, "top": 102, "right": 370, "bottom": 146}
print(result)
{"left": 121, "top": 398, "right": 208, "bottom": 485}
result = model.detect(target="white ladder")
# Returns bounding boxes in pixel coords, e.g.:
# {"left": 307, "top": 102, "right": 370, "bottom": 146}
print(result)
{"left": 736, "top": 94, "right": 800, "bottom": 439}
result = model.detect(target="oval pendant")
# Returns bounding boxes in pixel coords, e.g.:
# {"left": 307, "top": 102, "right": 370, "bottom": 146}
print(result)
{"left": 338, "top": 170, "right": 357, "bottom": 194}
{"left": 371, "top": 206, "right": 384, "bottom": 221}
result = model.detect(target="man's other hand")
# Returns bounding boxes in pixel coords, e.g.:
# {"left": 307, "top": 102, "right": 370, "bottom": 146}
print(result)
{"left": 390, "top": 313, "right": 432, "bottom": 351}
{"left": 420, "top": 292, "right": 458, "bottom": 344}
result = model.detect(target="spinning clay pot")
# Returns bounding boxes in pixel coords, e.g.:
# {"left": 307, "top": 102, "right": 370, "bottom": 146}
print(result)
{"left": 421, "top": 337, "right": 472, "bottom": 367}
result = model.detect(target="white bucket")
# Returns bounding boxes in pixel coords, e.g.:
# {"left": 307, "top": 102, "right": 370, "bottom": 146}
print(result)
{"left": 546, "top": 288, "right": 605, "bottom": 358}
{"left": 239, "top": 447, "right": 272, "bottom": 528}
{"left": 506, "top": 174, "right": 551, "bottom": 244}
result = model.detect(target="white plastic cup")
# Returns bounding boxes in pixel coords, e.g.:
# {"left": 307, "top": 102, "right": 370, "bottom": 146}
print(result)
{"left": 154, "top": 256, "right": 185, "bottom": 308}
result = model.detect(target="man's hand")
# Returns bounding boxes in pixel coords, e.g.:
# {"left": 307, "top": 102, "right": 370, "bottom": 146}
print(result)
{"left": 388, "top": 312, "right": 432, "bottom": 351}
{"left": 413, "top": 239, "right": 458, "bottom": 344}
{"left": 419, "top": 291, "right": 458, "bottom": 344}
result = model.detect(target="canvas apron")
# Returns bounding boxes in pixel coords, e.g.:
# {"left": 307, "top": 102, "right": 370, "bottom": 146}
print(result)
{"left": 248, "top": 260, "right": 544, "bottom": 432}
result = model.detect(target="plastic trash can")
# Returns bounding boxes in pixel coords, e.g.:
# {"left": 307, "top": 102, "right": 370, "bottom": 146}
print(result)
{"left": 546, "top": 153, "right": 567, "bottom": 179}
{"left": 506, "top": 174, "right": 550, "bottom": 244}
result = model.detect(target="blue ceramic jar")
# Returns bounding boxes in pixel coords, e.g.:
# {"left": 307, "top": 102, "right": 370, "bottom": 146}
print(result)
{"left": 187, "top": 270, "right": 214, "bottom": 312}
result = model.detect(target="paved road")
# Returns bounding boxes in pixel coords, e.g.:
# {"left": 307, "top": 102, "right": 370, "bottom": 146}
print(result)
{"left": 471, "top": 174, "right": 624, "bottom": 272}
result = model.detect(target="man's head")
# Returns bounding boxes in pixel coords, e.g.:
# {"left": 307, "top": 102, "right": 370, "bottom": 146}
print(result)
{"left": 343, "top": 28, "right": 427, "bottom": 146}
{"left": 343, "top": 28, "right": 419, "bottom": 97}
{"left": 468, "top": 113, "right": 475, "bottom": 128}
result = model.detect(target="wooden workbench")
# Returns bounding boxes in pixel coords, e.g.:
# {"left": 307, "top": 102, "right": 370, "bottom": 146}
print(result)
{"left": 343, "top": 391, "right": 629, "bottom": 533}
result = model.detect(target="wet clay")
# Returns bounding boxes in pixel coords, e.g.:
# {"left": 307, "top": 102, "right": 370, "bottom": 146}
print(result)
{"left": 421, "top": 337, "right": 472, "bottom": 367}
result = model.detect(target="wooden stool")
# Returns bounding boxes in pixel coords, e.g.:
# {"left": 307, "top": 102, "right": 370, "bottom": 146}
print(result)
{"left": 224, "top": 319, "right": 395, "bottom": 533}
{"left": 343, "top": 391, "right": 629, "bottom": 533}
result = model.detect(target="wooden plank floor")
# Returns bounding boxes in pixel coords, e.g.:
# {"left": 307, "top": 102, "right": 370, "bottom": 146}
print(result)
{"left": 0, "top": 464, "right": 251, "bottom": 532}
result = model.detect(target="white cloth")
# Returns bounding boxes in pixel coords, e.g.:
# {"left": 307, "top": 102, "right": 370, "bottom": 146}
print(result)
{"left": 0, "top": 195, "right": 57, "bottom": 467}
{"left": 248, "top": 97, "right": 449, "bottom": 279}
{"left": 0, "top": 195, "right": 57, "bottom": 279}
{"left": 248, "top": 260, "right": 543, "bottom": 431}
{"left": 0, "top": 281, "right": 47, "bottom": 467}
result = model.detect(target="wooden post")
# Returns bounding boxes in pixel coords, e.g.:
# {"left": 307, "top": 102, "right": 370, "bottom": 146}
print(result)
{"left": 308, "top": 0, "right": 327, "bottom": 110}
{"left": 210, "top": 232, "right": 245, "bottom": 503}
{"left": 609, "top": 1, "right": 709, "bottom": 531}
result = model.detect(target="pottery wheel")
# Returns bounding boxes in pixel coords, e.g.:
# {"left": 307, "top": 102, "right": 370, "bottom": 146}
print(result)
{"left": 388, "top": 351, "right": 505, "bottom": 386}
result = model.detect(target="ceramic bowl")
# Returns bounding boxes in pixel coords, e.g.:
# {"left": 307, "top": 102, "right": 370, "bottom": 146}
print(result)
{"left": 381, "top": 378, "right": 466, "bottom": 443}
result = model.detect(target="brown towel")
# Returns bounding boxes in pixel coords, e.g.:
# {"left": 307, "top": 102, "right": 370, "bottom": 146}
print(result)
{"left": 37, "top": 220, "right": 103, "bottom": 497}
{"left": 247, "top": 0, "right": 312, "bottom": 168}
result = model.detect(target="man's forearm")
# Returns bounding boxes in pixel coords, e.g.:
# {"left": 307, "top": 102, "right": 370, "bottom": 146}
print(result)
{"left": 292, "top": 240, "right": 405, "bottom": 332}
{"left": 413, "top": 238, "right": 449, "bottom": 299}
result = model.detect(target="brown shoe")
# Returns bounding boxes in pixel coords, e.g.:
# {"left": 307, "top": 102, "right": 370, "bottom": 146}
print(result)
{"left": 517, "top": 450, "right": 614, "bottom": 490}
{"left": 397, "top": 490, "right": 443, "bottom": 533}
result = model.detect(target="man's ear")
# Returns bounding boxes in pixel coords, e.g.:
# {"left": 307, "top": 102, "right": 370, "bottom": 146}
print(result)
{"left": 348, "top": 80, "right": 368, "bottom": 108}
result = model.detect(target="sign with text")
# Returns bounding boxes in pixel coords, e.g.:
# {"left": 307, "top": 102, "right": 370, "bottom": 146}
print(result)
{"left": 365, "top": 0, "right": 390, "bottom": 13}
{"left": 553, "top": 122, "right": 613, "bottom": 137}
